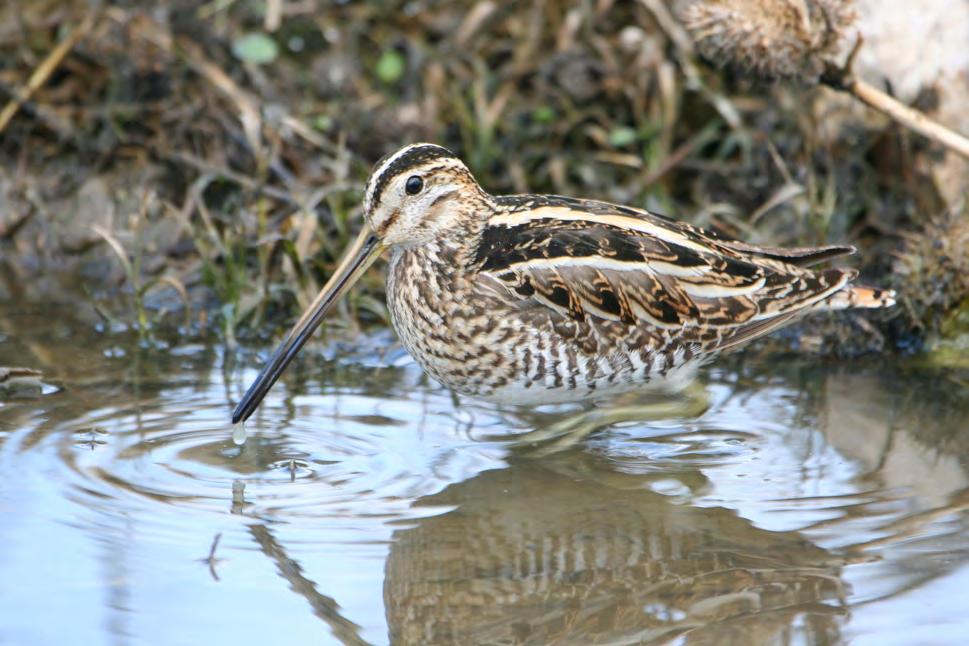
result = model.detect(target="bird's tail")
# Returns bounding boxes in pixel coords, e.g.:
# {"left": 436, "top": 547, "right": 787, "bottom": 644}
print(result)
{"left": 816, "top": 282, "right": 896, "bottom": 311}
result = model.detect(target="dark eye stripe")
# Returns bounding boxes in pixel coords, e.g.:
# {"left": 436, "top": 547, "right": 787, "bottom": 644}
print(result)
{"left": 429, "top": 189, "right": 457, "bottom": 208}
{"left": 377, "top": 208, "right": 402, "bottom": 236}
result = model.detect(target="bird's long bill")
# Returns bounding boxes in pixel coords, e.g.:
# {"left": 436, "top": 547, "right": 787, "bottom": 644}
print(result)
{"left": 231, "top": 225, "right": 385, "bottom": 424}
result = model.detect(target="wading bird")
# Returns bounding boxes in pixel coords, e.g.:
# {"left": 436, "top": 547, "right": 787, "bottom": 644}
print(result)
{"left": 232, "top": 143, "right": 894, "bottom": 424}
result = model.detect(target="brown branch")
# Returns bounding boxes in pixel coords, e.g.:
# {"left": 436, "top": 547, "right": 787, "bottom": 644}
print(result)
{"left": 845, "top": 78, "right": 969, "bottom": 159}
{"left": 821, "top": 40, "right": 969, "bottom": 159}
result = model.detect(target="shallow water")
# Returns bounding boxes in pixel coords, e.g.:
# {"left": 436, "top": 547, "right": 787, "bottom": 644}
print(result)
{"left": 2, "top": 300, "right": 969, "bottom": 645}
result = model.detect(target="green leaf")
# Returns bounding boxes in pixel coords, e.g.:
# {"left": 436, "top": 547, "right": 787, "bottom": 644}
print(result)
{"left": 232, "top": 33, "right": 279, "bottom": 65}
{"left": 375, "top": 49, "right": 405, "bottom": 84}
{"left": 608, "top": 126, "right": 638, "bottom": 148}
{"left": 532, "top": 106, "right": 556, "bottom": 124}
{"left": 312, "top": 114, "right": 333, "bottom": 132}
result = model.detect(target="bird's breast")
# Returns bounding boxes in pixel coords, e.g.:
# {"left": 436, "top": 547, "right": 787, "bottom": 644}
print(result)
{"left": 387, "top": 246, "right": 518, "bottom": 397}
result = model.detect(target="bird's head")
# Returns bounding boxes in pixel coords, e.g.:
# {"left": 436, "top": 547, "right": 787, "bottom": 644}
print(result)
{"left": 363, "top": 143, "right": 482, "bottom": 246}
{"left": 232, "top": 143, "right": 482, "bottom": 423}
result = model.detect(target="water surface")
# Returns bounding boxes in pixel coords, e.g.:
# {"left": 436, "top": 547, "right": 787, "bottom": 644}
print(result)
{"left": 2, "top": 299, "right": 968, "bottom": 645}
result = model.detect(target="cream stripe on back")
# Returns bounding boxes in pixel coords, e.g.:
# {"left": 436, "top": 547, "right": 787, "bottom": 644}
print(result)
{"left": 488, "top": 206, "right": 712, "bottom": 254}
{"left": 487, "top": 256, "right": 765, "bottom": 296}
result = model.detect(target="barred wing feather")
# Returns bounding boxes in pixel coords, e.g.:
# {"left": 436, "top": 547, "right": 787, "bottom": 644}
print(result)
{"left": 473, "top": 196, "right": 854, "bottom": 351}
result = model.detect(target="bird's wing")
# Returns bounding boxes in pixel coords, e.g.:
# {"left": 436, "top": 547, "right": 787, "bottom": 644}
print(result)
{"left": 472, "top": 195, "right": 853, "bottom": 349}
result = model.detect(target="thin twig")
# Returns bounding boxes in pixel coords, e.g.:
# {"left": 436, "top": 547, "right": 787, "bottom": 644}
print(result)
{"left": 640, "top": 0, "right": 742, "bottom": 129}
{"left": 0, "top": 80, "right": 77, "bottom": 142}
{"left": 820, "top": 38, "right": 969, "bottom": 159}
{"left": 158, "top": 150, "right": 296, "bottom": 204}
{"left": 641, "top": 121, "right": 720, "bottom": 186}
{"left": 749, "top": 182, "right": 805, "bottom": 224}
{"left": 844, "top": 77, "right": 969, "bottom": 159}
{"left": 175, "top": 37, "right": 264, "bottom": 155}
{"left": 0, "top": 12, "right": 97, "bottom": 134}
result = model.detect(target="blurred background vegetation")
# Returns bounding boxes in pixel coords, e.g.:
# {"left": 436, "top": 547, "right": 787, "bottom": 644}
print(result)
{"left": 0, "top": 0, "right": 966, "bottom": 363}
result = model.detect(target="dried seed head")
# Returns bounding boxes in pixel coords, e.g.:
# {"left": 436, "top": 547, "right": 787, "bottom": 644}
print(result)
{"left": 894, "top": 206, "right": 969, "bottom": 322}
{"left": 676, "top": 0, "right": 856, "bottom": 83}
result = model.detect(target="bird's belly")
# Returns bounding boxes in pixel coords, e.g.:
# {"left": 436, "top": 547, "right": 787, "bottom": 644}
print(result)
{"left": 481, "top": 362, "right": 701, "bottom": 406}
{"left": 389, "top": 290, "right": 700, "bottom": 404}
{"left": 399, "top": 332, "right": 702, "bottom": 405}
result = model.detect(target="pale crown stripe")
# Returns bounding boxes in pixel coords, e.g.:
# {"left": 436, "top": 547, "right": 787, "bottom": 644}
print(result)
{"left": 363, "top": 142, "right": 467, "bottom": 213}
{"left": 363, "top": 143, "right": 427, "bottom": 212}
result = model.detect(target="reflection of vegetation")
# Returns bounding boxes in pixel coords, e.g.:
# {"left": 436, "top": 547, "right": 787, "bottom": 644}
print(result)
{"left": 248, "top": 525, "right": 369, "bottom": 646}
{"left": 504, "top": 383, "right": 710, "bottom": 457}
{"left": 0, "top": 365, "right": 43, "bottom": 397}
{"left": 1, "top": 0, "right": 962, "bottom": 355}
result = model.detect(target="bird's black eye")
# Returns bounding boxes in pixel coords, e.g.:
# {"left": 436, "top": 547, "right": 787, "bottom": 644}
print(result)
{"left": 404, "top": 175, "right": 423, "bottom": 195}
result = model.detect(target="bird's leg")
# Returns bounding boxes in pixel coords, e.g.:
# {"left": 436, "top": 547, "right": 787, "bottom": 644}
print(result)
{"left": 511, "top": 382, "right": 710, "bottom": 457}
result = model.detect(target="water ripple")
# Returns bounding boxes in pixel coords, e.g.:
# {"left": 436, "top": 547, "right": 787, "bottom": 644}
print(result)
{"left": 2, "top": 313, "right": 969, "bottom": 644}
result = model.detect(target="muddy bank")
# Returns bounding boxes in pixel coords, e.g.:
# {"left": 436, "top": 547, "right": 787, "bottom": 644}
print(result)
{"left": 1, "top": 1, "right": 966, "bottom": 358}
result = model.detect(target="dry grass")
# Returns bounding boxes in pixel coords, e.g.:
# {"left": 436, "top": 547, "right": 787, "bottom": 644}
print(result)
{"left": 0, "top": 0, "right": 961, "bottom": 354}
{"left": 892, "top": 204, "right": 969, "bottom": 360}
{"left": 677, "top": 0, "right": 855, "bottom": 82}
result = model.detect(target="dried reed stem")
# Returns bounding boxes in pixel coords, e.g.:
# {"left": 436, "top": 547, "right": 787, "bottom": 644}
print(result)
{"left": 0, "top": 12, "right": 97, "bottom": 135}
{"left": 830, "top": 73, "right": 969, "bottom": 159}
{"left": 678, "top": 0, "right": 969, "bottom": 159}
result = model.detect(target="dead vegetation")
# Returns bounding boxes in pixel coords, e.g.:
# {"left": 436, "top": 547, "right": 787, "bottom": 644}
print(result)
{"left": 0, "top": 0, "right": 965, "bottom": 357}
{"left": 678, "top": 0, "right": 856, "bottom": 82}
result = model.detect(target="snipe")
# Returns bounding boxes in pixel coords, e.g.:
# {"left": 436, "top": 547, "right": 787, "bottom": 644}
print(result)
{"left": 232, "top": 143, "right": 894, "bottom": 423}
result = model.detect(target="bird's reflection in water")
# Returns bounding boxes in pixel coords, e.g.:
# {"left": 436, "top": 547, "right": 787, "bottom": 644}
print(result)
{"left": 384, "top": 449, "right": 847, "bottom": 645}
